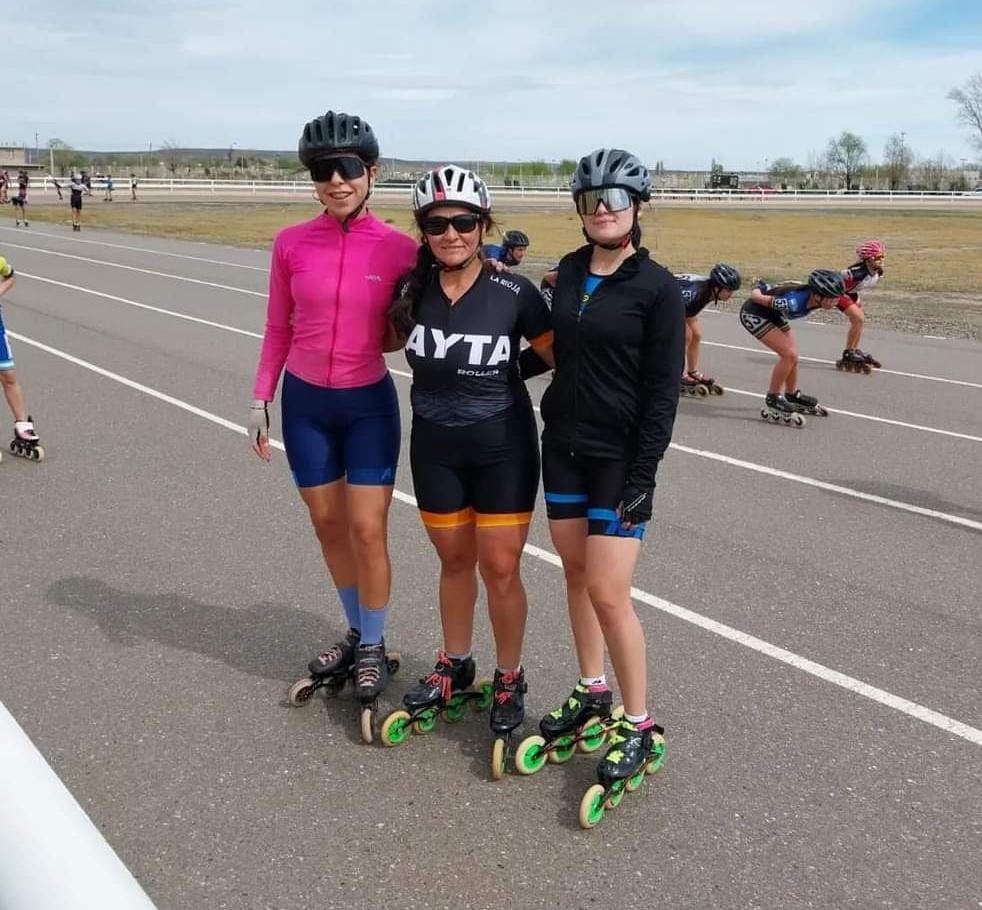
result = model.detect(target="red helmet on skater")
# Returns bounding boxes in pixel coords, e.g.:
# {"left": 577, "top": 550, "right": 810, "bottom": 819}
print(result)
{"left": 856, "top": 240, "right": 885, "bottom": 260}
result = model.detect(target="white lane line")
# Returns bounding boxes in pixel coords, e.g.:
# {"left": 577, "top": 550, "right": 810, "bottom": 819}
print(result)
{"left": 703, "top": 340, "right": 982, "bottom": 389}
{"left": 18, "top": 274, "right": 263, "bottom": 339}
{"left": 669, "top": 443, "right": 982, "bottom": 531}
{"left": 716, "top": 386, "right": 982, "bottom": 444}
{"left": 0, "top": 225, "right": 268, "bottom": 271}
{"left": 10, "top": 330, "right": 982, "bottom": 747}
{"left": 923, "top": 335, "right": 946, "bottom": 340}
{"left": 17, "top": 272, "right": 977, "bottom": 445}
{"left": 4, "top": 242, "right": 265, "bottom": 296}
{"left": 398, "top": 369, "right": 982, "bottom": 531}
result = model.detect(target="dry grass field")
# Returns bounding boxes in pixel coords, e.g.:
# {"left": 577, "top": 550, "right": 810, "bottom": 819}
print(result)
{"left": 19, "top": 200, "right": 982, "bottom": 338}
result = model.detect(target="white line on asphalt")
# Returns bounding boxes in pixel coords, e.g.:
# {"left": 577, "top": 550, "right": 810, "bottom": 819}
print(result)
{"left": 703, "top": 339, "right": 982, "bottom": 389}
{"left": 404, "top": 369, "right": 982, "bottom": 530}
{"left": 712, "top": 386, "right": 982, "bottom": 444}
{"left": 16, "top": 273, "right": 977, "bottom": 444}
{"left": 4, "top": 242, "right": 266, "bottom": 296}
{"left": 923, "top": 335, "right": 946, "bottom": 340}
{"left": 19, "top": 274, "right": 263, "bottom": 338}
{"left": 9, "top": 330, "right": 982, "bottom": 748}
{"left": 0, "top": 225, "right": 268, "bottom": 270}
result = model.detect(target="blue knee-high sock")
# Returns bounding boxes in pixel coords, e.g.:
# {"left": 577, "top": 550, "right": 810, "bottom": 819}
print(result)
{"left": 337, "top": 586, "right": 360, "bottom": 632}
{"left": 359, "top": 605, "right": 389, "bottom": 646}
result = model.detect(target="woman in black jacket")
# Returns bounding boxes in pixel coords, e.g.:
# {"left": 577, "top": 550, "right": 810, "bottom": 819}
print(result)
{"left": 516, "top": 148, "right": 684, "bottom": 826}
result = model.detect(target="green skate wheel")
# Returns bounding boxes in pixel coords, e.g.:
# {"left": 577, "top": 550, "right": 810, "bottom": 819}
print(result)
{"left": 579, "top": 784, "right": 607, "bottom": 829}
{"left": 413, "top": 709, "right": 438, "bottom": 734}
{"left": 625, "top": 770, "right": 645, "bottom": 792}
{"left": 473, "top": 680, "right": 494, "bottom": 711}
{"left": 548, "top": 735, "right": 576, "bottom": 764}
{"left": 646, "top": 736, "right": 667, "bottom": 774}
{"left": 576, "top": 716, "right": 607, "bottom": 753}
{"left": 441, "top": 699, "right": 466, "bottom": 723}
{"left": 380, "top": 710, "right": 411, "bottom": 747}
{"left": 490, "top": 737, "right": 507, "bottom": 781}
{"left": 605, "top": 780, "right": 625, "bottom": 809}
{"left": 514, "top": 735, "right": 548, "bottom": 775}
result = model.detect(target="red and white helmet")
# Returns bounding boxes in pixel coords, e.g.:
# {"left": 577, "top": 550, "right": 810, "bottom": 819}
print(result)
{"left": 856, "top": 240, "right": 885, "bottom": 260}
{"left": 412, "top": 165, "right": 490, "bottom": 217}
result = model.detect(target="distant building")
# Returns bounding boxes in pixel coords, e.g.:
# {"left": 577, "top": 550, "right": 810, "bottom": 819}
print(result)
{"left": 0, "top": 145, "right": 44, "bottom": 170}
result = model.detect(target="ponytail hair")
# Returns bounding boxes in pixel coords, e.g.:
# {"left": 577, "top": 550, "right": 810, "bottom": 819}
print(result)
{"left": 387, "top": 242, "right": 438, "bottom": 339}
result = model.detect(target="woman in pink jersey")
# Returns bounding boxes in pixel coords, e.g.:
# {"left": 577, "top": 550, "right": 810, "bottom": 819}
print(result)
{"left": 250, "top": 110, "right": 417, "bottom": 740}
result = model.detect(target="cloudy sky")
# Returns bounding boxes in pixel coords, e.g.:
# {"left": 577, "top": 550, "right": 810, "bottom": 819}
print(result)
{"left": 5, "top": 0, "right": 981, "bottom": 169}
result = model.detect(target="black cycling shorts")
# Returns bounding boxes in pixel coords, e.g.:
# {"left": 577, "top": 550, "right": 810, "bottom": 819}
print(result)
{"left": 411, "top": 400, "right": 539, "bottom": 530}
{"left": 541, "top": 444, "right": 645, "bottom": 539}
{"left": 739, "top": 300, "right": 790, "bottom": 338}
{"left": 71, "top": 195, "right": 83, "bottom": 210}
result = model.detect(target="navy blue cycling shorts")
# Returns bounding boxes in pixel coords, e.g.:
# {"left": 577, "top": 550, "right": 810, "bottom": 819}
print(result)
{"left": 542, "top": 444, "right": 646, "bottom": 539}
{"left": 281, "top": 371, "right": 400, "bottom": 488}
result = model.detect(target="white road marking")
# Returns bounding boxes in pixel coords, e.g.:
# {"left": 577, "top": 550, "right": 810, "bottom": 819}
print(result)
{"left": 0, "top": 224, "right": 268, "bottom": 270}
{"left": 923, "top": 335, "right": 946, "bottom": 340}
{"left": 4, "top": 242, "right": 265, "bottom": 296}
{"left": 702, "top": 339, "right": 982, "bottom": 389}
{"left": 9, "top": 330, "right": 982, "bottom": 747}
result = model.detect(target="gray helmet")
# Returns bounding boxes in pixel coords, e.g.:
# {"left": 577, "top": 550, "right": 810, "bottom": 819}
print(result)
{"left": 299, "top": 111, "right": 379, "bottom": 166}
{"left": 710, "top": 263, "right": 742, "bottom": 291}
{"left": 807, "top": 269, "right": 845, "bottom": 298}
{"left": 571, "top": 148, "right": 651, "bottom": 201}
{"left": 503, "top": 229, "right": 529, "bottom": 248}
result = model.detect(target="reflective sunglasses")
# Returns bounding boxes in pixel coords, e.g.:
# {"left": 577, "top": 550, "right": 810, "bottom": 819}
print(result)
{"left": 574, "top": 187, "right": 635, "bottom": 216}
{"left": 419, "top": 214, "right": 481, "bottom": 236}
{"left": 309, "top": 156, "right": 367, "bottom": 182}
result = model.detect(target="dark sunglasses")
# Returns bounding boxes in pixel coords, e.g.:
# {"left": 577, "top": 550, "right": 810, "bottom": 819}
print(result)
{"left": 574, "top": 187, "right": 635, "bottom": 215}
{"left": 309, "top": 156, "right": 367, "bottom": 182}
{"left": 419, "top": 214, "right": 481, "bottom": 236}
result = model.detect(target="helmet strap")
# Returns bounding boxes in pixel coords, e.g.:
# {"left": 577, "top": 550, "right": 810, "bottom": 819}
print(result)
{"left": 431, "top": 226, "right": 485, "bottom": 272}
{"left": 582, "top": 202, "right": 639, "bottom": 250}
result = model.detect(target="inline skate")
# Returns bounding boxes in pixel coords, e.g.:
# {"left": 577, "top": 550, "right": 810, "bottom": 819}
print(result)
{"left": 760, "top": 393, "right": 805, "bottom": 427}
{"left": 489, "top": 667, "right": 527, "bottom": 780}
{"left": 287, "top": 628, "right": 401, "bottom": 743}
{"left": 380, "top": 651, "right": 493, "bottom": 748}
{"left": 9, "top": 417, "right": 44, "bottom": 461}
{"left": 836, "top": 349, "right": 872, "bottom": 374}
{"left": 857, "top": 350, "right": 881, "bottom": 369}
{"left": 578, "top": 717, "right": 666, "bottom": 829}
{"left": 514, "top": 683, "right": 624, "bottom": 776}
{"left": 785, "top": 390, "right": 828, "bottom": 417}
{"left": 681, "top": 370, "right": 724, "bottom": 397}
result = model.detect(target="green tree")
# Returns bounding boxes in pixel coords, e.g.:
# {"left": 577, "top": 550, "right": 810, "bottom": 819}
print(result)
{"left": 558, "top": 158, "right": 577, "bottom": 175}
{"left": 768, "top": 157, "right": 804, "bottom": 188}
{"left": 824, "top": 131, "right": 868, "bottom": 188}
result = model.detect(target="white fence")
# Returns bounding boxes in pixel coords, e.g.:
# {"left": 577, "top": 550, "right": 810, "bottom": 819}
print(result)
{"left": 30, "top": 176, "right": 982, "bottom": 203}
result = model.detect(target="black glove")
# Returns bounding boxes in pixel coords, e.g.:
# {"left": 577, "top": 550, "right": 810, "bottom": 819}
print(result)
{"left": 518, "top": 346, "right": 551, "bottom": 380}
{"left": 618, "top": 484, "right": 653, "bottom": 526}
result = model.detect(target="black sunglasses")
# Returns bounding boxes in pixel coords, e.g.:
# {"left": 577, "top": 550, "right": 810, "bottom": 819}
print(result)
{"left": 419, "top": 214, "right": 482, "bottom": 236}
{"left": 309, "top": 157, "right": 367, "bottom": 182}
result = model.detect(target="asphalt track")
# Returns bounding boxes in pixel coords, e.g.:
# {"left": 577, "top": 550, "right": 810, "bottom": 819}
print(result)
{"left": 0, "top": 222, "right": 980, "bottom": 910}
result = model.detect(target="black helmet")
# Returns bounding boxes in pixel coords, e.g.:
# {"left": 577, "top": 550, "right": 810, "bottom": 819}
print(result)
{"left": 299, "top": 111, "right": 379, "bottom": 166}
{"left": 570, "top": 148, "right": 651, "bottom": 201}
{"left": 503, "top": 229, "right": 529, "bottom": 248}
{"left": 807, "top": 269, "right": 845, "bottom": 298}
{"left": 709, "top": 263, "right": 742, "bottom": 291}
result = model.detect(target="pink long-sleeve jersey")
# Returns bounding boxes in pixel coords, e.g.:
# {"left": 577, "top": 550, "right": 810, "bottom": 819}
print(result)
{"left": 252, "top": 211, "right": 418, "bottom": 400}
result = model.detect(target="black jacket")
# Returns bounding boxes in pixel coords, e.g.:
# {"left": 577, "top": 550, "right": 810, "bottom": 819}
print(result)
{"left": 540, "top": 245, "right": 684, "bottom": 491}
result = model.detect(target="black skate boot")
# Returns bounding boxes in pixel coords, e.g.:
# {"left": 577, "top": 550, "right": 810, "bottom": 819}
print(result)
{"left": 380, "top": 651, "right": 493, "bottom": 747}
{"left": 857, "top": 349, "right": 881, "bottom": 369}
{"left": 761, "top": 392, "right": 805, "bottom": 427}
{"left": 287, "top": 627, "right": 360, "bottom": 706}
{"left": 579, "top": 717, "right": 666, "bottom": 829}
{"left": 785, "top": 389, "right": 828, "bottom": 417}
{"left": 355, "top": 640, "right": 396, "bottom": 744}
{"left": 514, "top": 683, "right": 620, "bottom": 776}
{"left": 9, "top": 417, "right": 44, "bottom": 461}
{"left": 836, "top": 348, "right": 872, "bottom": 374}
{"left": 489, "top": 667, "right": 527, "bottom": 780}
